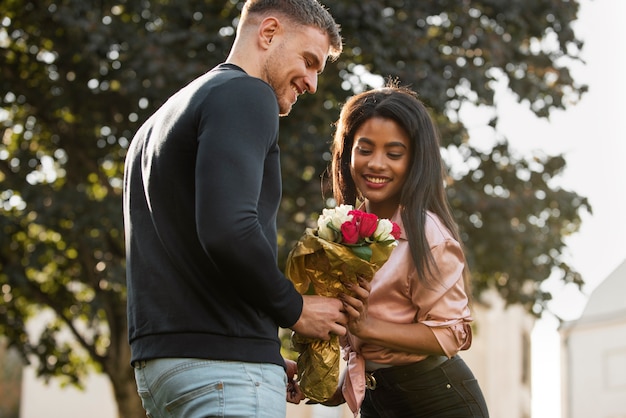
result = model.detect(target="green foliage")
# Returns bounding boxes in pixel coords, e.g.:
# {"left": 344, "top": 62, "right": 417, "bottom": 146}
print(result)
{"left": 0, "top": 0, "right": 590, "bottom": 415}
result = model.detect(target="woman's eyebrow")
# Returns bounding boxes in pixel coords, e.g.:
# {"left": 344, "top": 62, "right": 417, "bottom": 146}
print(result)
{"left": 355, "top": 137, "right": 408, "bottom": 149}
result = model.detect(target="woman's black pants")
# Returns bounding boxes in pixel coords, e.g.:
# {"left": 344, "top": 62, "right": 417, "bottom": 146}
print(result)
{"left": 360, "top": 355, "right": 489, "bottom": 418}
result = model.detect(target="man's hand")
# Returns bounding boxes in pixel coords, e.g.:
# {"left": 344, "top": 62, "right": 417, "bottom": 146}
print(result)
{"left": 291, "top": 295, "right": 348, "bottom": 340}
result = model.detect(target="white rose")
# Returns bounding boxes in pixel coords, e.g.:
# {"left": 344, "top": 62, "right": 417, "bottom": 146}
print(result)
{"left": 317, "top": 214, "right": 337, "bottom": 241}
{"left": 373, "top": 218, "right": 394, "bottom": 241}
{"left": 316, "top": 205, "right": 354, "bottom": 242}
{"left": 329, "top": 204, "right": 354, "bottom": 230}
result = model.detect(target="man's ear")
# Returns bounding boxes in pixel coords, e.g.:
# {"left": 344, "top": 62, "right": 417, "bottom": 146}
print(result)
{"left": 258, "top": 16, "right": 281, "bottom": 49}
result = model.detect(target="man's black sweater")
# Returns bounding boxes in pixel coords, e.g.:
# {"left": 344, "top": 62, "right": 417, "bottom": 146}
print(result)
{"left": 123, "top": 64, "right": 303, "bottom": 367}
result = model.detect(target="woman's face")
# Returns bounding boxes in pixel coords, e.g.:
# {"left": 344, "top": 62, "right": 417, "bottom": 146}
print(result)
{"left": 350, "top": 116, "right": 411, "bottom": 219}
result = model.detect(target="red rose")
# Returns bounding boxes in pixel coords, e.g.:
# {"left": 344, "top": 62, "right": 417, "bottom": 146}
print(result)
{"left": 391, "top": 222, "right": 401, "bottom": 240}
{"left": 349, "top": 210, "right": 363, "bottom": 222}
{"left": 349, "top": 210, "right": 379, "bottom": 240}
{"left": 340, "top": 219, "right": 360, "bottom": 244}
{"left": 358, "top": 212, "right": 378, "bottom": 239}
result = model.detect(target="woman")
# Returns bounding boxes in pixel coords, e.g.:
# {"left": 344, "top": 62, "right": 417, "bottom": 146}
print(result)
{"left": 328, "top": 84, "right": 489, "bottom": 417}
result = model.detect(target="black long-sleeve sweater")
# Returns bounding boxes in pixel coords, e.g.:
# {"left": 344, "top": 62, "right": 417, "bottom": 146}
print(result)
{"left": 123, "top": 63, "right": 303, "bottom": 367}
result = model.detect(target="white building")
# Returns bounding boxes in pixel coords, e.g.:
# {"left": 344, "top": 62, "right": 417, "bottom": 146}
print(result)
{"left": 463, "top": 289, "right": 534, "bottom": 418}
{"left": 559, "top": 259, "right": 626, "bottom": 418}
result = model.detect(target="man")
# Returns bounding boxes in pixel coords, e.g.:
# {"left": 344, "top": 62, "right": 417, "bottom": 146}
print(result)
{"left": 122, "top": 1, "right": 348, "bottom": 416}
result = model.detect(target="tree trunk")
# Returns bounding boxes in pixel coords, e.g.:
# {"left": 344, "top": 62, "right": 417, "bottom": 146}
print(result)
{"left": 103, "top": 298, "right": 145, "bottom": 418}
{"left": 0, "top": 338, "right": 23, "bottom": 418}
{"left": 110, "top": 364, "right": 145, "bottom": 418}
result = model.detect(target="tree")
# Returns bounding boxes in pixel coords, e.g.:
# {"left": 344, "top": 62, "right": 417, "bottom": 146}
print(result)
{"left": 0, "top": 0, "right": 590, "bottom": 416}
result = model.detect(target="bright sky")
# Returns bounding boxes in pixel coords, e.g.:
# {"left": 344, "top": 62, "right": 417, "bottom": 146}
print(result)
{"left": 462, "top": 0, "right": 626, "bottom": 416}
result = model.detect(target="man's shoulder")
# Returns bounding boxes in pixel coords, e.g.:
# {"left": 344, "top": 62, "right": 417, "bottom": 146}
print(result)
{"left": 191, "top": 64, "right": 274, "bottom": 103}
{"left": 201, "top": 63, "right": 266, "bottom": 89}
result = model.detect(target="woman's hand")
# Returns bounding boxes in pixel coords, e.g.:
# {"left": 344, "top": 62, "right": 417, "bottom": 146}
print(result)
{"left": 340, "top": 277, "right": 371, "bottom": 337}
{"left": 285, "top": 358, "right": 305, "bottom": 404}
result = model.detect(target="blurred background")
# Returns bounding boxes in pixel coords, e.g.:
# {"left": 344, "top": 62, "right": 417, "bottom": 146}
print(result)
{"left": 1, "top": 0, "right": 624, "bottom": 417}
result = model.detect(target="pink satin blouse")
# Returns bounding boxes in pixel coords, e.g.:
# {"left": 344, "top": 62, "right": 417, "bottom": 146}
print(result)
{"left": 341, "top": 209, "right": 473, "bottom": 414}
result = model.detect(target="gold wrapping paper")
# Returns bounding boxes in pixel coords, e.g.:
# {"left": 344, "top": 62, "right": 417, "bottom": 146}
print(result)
{"left": 291, "top": 333, "right": 341, "bottom": 403}
{"left": 285, "top": 228, "right": 395, "bottom": 402}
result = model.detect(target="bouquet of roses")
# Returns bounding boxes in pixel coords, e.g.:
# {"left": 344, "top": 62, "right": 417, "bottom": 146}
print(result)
{"left": 285, "top": 204, "right": 400, "bottom": 402}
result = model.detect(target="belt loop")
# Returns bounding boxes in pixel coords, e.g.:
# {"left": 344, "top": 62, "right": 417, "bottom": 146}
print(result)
{"left": 132, "top": 360, "right": 147, "bottom": 369}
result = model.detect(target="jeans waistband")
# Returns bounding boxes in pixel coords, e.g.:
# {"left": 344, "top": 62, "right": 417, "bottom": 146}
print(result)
{"left": 365, "top": 355, "right": 450, "bottom": 390}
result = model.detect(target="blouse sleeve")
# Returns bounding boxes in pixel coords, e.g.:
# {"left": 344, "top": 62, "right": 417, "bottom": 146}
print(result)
{"left": 410, "top": 235, "right": 473, "bottom": 357}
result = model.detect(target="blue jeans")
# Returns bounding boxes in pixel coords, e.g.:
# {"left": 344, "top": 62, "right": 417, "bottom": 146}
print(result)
{"left": 133, "top": 358, "right": 287, "bottom": 418}
{"left": 360, "top": 355, "right": 489, "bottom": 418}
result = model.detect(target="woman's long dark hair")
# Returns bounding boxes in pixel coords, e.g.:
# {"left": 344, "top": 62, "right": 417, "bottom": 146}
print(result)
{"left": 329, "top": 84, "right": 470, "bottom": 291}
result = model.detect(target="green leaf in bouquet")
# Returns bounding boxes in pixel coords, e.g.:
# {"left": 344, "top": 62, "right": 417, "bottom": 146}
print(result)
{"left": 350, "top": 245, "right": 372, "bottom": 261}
